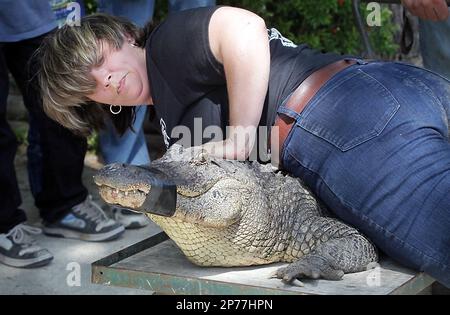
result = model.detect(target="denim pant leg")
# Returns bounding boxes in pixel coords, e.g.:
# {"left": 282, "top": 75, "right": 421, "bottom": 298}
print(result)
{"left": 168, "top": 0, "right": 216, "bottom": 12}
{"left": 419, "top": 11, "right": 450, "bottom": 80}
{"left": 281, "top": 61, "right": 450, "bottom": 287}
{"left": 99, "top": 106, "right": 151, "bottom": 165}
{"left": 0, "top": 45, "right": 26, "bottom": 233}
{"left": 97, "top": 0, "right": 155, "bottom": 27}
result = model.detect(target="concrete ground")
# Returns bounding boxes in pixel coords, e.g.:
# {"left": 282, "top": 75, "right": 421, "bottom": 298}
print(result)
{"left": 0, "top": 145, "right": 160, "bottom": 295}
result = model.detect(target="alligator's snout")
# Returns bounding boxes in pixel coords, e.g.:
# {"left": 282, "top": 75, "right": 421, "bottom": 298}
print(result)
{"left": 94, "top": 163, "right": 177, "bottom": 217}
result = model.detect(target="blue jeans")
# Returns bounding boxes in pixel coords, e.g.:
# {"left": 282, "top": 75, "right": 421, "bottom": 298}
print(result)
{"left": 419, "top": 10, "right": 450, "bottom": 80}
{"left": 168, "top": 0, "right": 215, "bottom": 12}
{"left": 280, "top": 60, "right": 450, "bottom": 287}
{"left": 97, "top": 0, "right": 216, "bottom": 26}
{"left": 97, "top": 0, "right": 154, "bottom": 27}
{"left": 97, "top": 0, "right": 215, "bottom": 165}
{"left": 100, "top": 106, "right": 150, "bottom": 165}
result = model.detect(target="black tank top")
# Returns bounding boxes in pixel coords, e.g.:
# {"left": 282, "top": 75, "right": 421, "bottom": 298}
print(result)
{"left": 146, "top": 6, "right": 344, "bottom": 153}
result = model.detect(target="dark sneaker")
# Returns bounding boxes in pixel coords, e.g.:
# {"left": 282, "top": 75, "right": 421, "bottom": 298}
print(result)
{"left": 111, "top": 207, "right": 149, "bottom": 229}
{"left": 43, "top": 195, "right": 125, "bottom": 242}
{"left": 0, "top": 224, "right": 53, "bottom": 268}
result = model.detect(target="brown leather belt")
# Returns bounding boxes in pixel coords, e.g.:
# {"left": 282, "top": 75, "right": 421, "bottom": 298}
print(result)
{"left": 270, "top": 59, "right": 357, "bottom": 166}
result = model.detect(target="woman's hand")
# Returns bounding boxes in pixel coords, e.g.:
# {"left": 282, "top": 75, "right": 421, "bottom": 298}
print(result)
{"left": 402, "top": 0, "right": 449, "bottom": 21}
{"left": 202, "top": 125, "right": 257, "bottom": 160}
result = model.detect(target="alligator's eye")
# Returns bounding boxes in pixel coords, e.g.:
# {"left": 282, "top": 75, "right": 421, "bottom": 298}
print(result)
{"left": 191, "top": 149, "right": 209, "bottom": 165}
{"left": 198, "top": 151, "right": 208, "bottom": 162}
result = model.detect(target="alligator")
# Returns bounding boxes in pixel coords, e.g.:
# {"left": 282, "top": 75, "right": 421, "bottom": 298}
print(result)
{"left": 94, "top": 144, "right": 378, "bottom": 283}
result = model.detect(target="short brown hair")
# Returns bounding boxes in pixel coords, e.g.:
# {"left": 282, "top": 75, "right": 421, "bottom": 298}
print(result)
{"left": 37, "top": 13, "right": 150, "bottom": 136}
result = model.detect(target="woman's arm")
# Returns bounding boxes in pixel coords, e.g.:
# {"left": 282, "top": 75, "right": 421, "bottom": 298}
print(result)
{"left": 203, "top": 6, "right": 270, "bottom": 160}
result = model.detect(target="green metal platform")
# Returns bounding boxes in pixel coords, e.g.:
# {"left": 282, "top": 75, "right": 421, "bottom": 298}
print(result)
{"left": 91, "top": 231, "right": 436, "bottom": 295}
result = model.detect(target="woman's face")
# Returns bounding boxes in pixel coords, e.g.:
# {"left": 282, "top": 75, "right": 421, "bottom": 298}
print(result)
{"left": 88, "top": 40, "right": 151, "bottom": 106}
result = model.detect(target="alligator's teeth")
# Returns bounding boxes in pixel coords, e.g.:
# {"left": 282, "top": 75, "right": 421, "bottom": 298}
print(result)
{"left": 115, "top": 189, "right": 120, "bottom": 194}
{"left": 125, "top": 191, "right": 128, "bottom": 196}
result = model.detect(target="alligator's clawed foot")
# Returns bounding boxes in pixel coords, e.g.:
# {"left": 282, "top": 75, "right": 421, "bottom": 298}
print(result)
{"left": 275, "top": 255, "right": 344, "bottom": 284}
{"left": 269, "top": 270, "right": 304, "bottom": 287}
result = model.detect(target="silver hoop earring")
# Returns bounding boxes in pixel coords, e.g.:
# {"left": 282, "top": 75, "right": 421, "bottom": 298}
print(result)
{"left": 110, "top": 105, "right": 122, "bottom": 115}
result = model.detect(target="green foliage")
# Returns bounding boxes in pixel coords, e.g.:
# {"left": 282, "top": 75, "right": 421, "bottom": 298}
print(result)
{"left": 219, "top": 0, "right": 398, "bottom": 58}
{"left": 13, "top": 125, "right": 28, "bottom": 146}
{"left": 84, "top": 0, "right": 398, "bottom": 57}
{"left": 367, "top": 6, "right": 400, "bottom": 59}
{"left": 87, "top": 131, "right": 99, "bottom": 154}
{"left": 84, "top": 0, "right": 97, "bottom": 14}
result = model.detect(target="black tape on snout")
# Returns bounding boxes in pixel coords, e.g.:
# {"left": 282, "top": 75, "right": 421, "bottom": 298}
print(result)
{"left": 134, "top": 165, "right": 177, "bottom": 217}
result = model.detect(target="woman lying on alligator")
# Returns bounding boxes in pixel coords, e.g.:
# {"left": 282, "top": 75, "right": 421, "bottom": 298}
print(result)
{"left": 37, "top": 5, "right": 450, "bottom": 287}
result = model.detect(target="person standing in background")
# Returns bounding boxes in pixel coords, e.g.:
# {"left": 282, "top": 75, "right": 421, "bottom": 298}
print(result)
{"left": 402, "top": 0, "right": 450, "bottom": 79}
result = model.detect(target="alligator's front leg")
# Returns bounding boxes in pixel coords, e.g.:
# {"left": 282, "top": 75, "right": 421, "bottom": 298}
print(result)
{"left": 276, "top": 218, "right": 378, "bottom": 282}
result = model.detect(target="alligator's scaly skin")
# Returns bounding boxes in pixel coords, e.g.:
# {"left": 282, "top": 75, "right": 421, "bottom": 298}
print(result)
{"left": 95, "top": 145, "right": 378, "bottom": 282}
